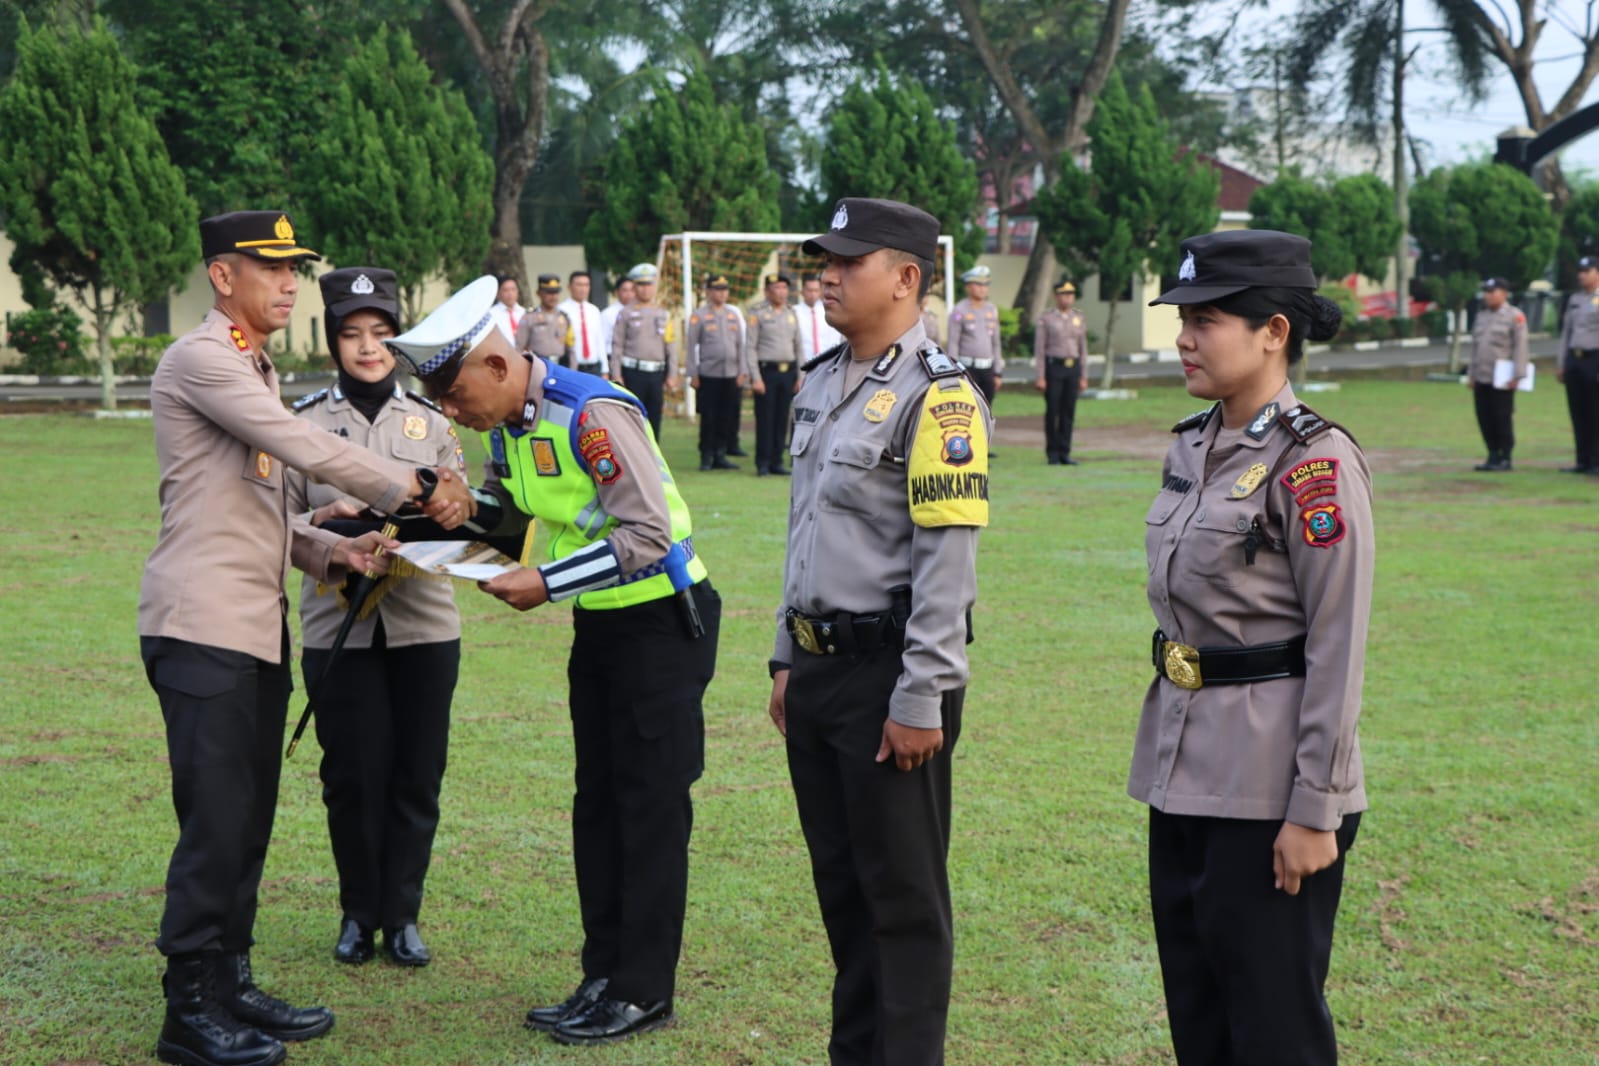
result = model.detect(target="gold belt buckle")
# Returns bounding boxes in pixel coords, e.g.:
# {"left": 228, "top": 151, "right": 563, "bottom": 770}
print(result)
{"left": 1162, "top": 640, "right": 1203, "bottom": 690}
{"left": 792, "top": 616, "right": 821, "bottom": 654}
{"left": 777, "top": 362, "right": 791, "bottom": 373}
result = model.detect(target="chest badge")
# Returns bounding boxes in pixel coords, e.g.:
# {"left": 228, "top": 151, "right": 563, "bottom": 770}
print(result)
{"left": 863, "top": 388, "right": 898, "bottom": 423}
{"left": 1230, "top": 462, "right": 1268, "bottom": 498}
{"left": 403, "top": 415, "right": 427, "bottom": 440}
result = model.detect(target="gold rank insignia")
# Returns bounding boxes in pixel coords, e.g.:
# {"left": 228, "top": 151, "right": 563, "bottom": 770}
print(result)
{"left": 274, "top": 215, "right": 294, "bottom": 239}
{"left": 255, "top": 451, "right": 272, "bottom": 479}
{"left": 403, "top": 415, "right": 427, "bottom": 440}
{"left": 1231, "top": 462, "right": 1269, "bottom": 498}
{"left": 863, "top": 388, "right": 897, "bottom": 423}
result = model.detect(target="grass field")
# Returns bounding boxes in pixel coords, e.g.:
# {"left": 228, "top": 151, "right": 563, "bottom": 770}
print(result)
{"left": 2, "top": 376, "right": 1597, "bottom": 1066}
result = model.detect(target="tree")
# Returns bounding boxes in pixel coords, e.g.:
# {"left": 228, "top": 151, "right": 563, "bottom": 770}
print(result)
{"left": 1409, "top": 162, "right": 1557, "bottom": 371}
{"left": 295, "top": 27, "right": 494, "bottom": 326}
{"left": 819, "top": 62, "right": 983, "bottom": 271}
{"left": 1557, "top": 182, "right": 1599, "bottom": 286}
{"left": 1033, "top": 72, "right": 1219, "bottom": 389}
{"left": 582, "top": 70, "right": 780, "bottom": 278}
{"left": 1249, "top": 172, "right": 1400, "bottom": 284}
{"left": 0, "top": 21, "right": 198, "bottom": 411}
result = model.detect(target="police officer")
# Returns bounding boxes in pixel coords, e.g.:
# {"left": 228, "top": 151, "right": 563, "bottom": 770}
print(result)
{"left": 515, "top": 274, "right": 574, "bottom": 367}
{"left": 387, "top": 276, "right": 720, "bottom": 1048}
{"left": 139, "top": 212, "right": 473, "bottom": 1066}
{"left": 796, "top": 273, "right": 842, "bottom": 360}
{"left": 748, "top": 273, "right": 804, "bottom": 476}
{"left": 600, "top": 276, "right": 635, "bottom": 369}
{"left": 287, "top": 267, "right": 466, "bottom": 970}
{"left": 611, "top": 263, "right": 680, "bottom": 437}
{"left": 768, "top": 198, "right": 990, "bottom": 1066}
{"left": 1132, "top": 229, "right": 1372, "bottom": 1066}
{"left": 560, "top": 270, "right": 608, "bottom": 377}
{"left": 947, "top": 264, "right": 1003, "bottom": 405}
{"left": 920, "top": 294, "right": 942, "bottom": 345}
{"left": 1558, "top": 256, "right": 1599, "bottom": 473}
{"left": 687, "top": 273, "right": 751, "bottom": 471}
{"left": 1033, "top": 280, "right": 1089, "bottom": 465}
{"left": 1467, "top": 277, "right": 1528, "bottom": 472}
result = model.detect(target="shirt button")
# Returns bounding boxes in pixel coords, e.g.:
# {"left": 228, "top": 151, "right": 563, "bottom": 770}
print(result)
{"left": 829, "top": 412, "right": 839, "bottom": 421}
{"left": 1236, "top": 518, "right": 1250, "bottom": 532}
{"left": 1195, "top": 509, "right": 1206, "bottom": 521}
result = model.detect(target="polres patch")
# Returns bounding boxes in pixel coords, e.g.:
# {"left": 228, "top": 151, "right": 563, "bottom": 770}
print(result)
{"left": 579, "top": 427, "right": 622, "bottom": 484}
{"left": 1301, "top": 502, "right": 1346, "bottom": 548}
{"left": 1282, "top": 457, "right": 1338, "bottom": 494}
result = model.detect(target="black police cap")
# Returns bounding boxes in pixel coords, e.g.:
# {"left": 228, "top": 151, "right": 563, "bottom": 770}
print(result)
{"left": 804, "top": 198, "right": 941, "bottom": 262}
{"left": 765, "top": 273, "right": 792, "bottom": 287}
{"left": 537, "top": 274, "right": 562, "bottom": 292}
{"left": 1151, "top": 229, "right": 1316, "bottom": 305}
{"left": 201, "top": 210, "right": 320, "bottom": 262}
{"left": 1480, "top": 276, "right": 1510, "bottom": 292}
{"left": 1579, "top": 256, "right": 1598, "bottom": 271}
{"left": 319, "top": 267, "right": 400, "bottom": 328}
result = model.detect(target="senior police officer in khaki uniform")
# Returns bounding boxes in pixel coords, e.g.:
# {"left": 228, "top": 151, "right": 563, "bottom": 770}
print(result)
{"left": 767, "top": 198, "right": 990, "bottom": 1066}
{"left": 947, "top": 264, "right": 1003, "bottom": 405}
{"left": 139, "top": 212, "right": 473, "bottom": 1066}
{"left": 1132, "top": 229, "right": 1372, "bottom": 1066}
{"left": 385, "top": 276, "right": 720, "bottom": 1048}
{"left": 1466, "top": 277, "right": 1529, "bottom": 472}
{"left": 686, "top": 273, "right": 751, "bottom": 471}
{"left": 611, "top": 263, "right": 680, "bottom": 437}
{"left": 515, "top": 274, "right": 575, "bottom": 367}
{"left": 748, "top": 273, "right": 805, "bottom": 476}
{"left": 1033, "top": 279, "right": 1090, "bottom": 465}
{"left": 1558, "top": 255, "right": 1599, "bottom": 473}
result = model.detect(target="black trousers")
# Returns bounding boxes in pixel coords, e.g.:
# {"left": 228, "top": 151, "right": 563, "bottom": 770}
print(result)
{"left": 1043, "top": 359, "right": 1082, "bottom": 460}
{"left": 142, "top": 631, "right": 292, "bottom": 957}
{"left": 567, "top": 581, "right": 720, "bottom": 1003}
{"left": 302, "top": 629, "right": 459, "bottom": 931}
{"left": 966, "top": 365, "right": 997, "bottom": 407}
{"left": 622, "top": 366, "right": 666, "bottom": 439}
{"left": 575, "top": 361, "right": 604, "bottom": 377}
{"left": 1149, "top": 809, "right": 1362, "bottom": 1066}
{"left": 755, "top": 363, "right": 797, "bottom": 472}
{"left": 696, "top": 375, "right": 739, "bottom": 458}
{"left": 1473, "top": 384, "right": 1515, "bottom": 458}
{"left": 1564, "top": 354, "right": 1599, "bottom": 467}
{"left": 786, "top": 646, "right": 964, "bottom": 1066}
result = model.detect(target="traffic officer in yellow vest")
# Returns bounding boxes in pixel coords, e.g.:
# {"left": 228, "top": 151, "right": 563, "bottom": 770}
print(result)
{"left": 1467, "top": 277, "right": 1529, "bottom": 472}
{"left": 687, "top": 273, "right": 751, "bottom": 471}
{"left": 947, "top": 264, "right": 1003, "bottom": 405}
{"left": 1558, "top": 255, "right": 1599, "bottom": 473}
{"left": 748, "top": 273, "right": 804, "bottom": 476}
{"left": 515, "top": 274, "right": 574, "bottom": 367}
{"left": 1033, "top": 279, "right": 1090, "bottom": 465}
{"left": 768, "top": 198, "right": 991, "bottom": 1066}
{"left": 611, "top": 263, "right": 680, "bottom": 437}
{"left": 387, "top": 276, "right": 720, "bottom": 1049}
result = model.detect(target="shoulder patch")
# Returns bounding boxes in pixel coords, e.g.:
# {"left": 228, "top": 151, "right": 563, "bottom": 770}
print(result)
{"left": 1171, "top": 405, "right": 1216, "bottom": 433}
{"left": 802, "top": 341, "right": 847, "bottom": 374}
{"left": 292, "top": 387, "right": 329, "bottom": 412}
{"left": 406, "top": 389, "right": 442, "bottom": 412}
{"left": 1278, "top": 404, "right": 1336, "bottom": 443}
{"left": 918, "top": 345, "right": 963, "bottom": 379}
{"left": 908, "top": 373, "right": 989, "bottom": 528}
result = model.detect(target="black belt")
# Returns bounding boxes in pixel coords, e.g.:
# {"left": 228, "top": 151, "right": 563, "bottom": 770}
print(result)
{"left": 761, "top": 361, "right": 794, "bottom": 374}
{"left": 786, "top": 608, "right": 904, "bottom": 656}
{"left": 1152, "top": 629, "right": 1306, "bottom": 690}
{"left": 1572, "top": 348, "right": 1598, "bottom": 359}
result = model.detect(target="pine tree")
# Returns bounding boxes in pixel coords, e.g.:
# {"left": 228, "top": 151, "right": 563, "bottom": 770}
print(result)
{"left": 295, "top": 26, "right": 494, "bottom": 327}
{"left": 0, "top": 20, "right": 198, "bottom": 410}
{"left": 820, "top": 61, "right": 983, "bottom": 272}
{"left": 583, "top": 70, "right": 781, "bottom": 279}
{"left": 1033, "top": 72, "right": 1219, "bottom": 388}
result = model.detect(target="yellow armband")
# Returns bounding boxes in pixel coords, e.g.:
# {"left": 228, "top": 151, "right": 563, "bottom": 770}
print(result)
{"left": 907, "top": 375, "right": 989, "bottom": 527}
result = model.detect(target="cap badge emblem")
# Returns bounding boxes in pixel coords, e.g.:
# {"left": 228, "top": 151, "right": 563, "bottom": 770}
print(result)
{"left": 351, "top": 273, "right": 375, "bottom": 295}
{"left": 1179, "top": 251, "right": 1196, "bottom": 282}
{"left": 832, "top": 203, "right": 849, "bottom": 230}
{"left": 274, "top": 215, "right": 293, "bottom": 240}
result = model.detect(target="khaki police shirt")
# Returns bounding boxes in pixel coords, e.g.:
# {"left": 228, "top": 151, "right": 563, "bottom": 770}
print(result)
{"left": 515, "top": 307, "right": 574, "bottom": 364}
{"left": 612, "top": 305, "right": 679, "bottom": 371}
{"left": 686, "top": 302, "right": 751, "bottom": 379}
{"left": 747, "top": 302, "right": 804, "bottom": 367}
{"left": 1468, "top": 303, "right": 1529, "bottom": 385}
{"left": 1129, "top": 383, "right": 1373, "bottom": 831}
{"left": 773, "top": 319, "right": 991, "bottom": 729}
{"left": 947, "top": 298, "right": 1002, "bottom": 370}
{"left": 1560, "top": 287, "right": 1599, "bottom": 369}
{"left": 286, "top": 385, "right": 465, "bottom": 650}
{"left": 139, "top": 309, "right": 413, "bottom": 663}
{"left": 1033, "top": 308, "right": 1088, "bottom": 375}
{"left": 476, "top": 357, "right": 674, "bottom": 575}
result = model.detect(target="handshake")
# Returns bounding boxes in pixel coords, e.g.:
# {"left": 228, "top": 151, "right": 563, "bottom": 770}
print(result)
{"left": 408, "top": 467, "right": 477, "bottom": 531}
{"left": 327, "top": 468, "right": 479, "bottom": 578}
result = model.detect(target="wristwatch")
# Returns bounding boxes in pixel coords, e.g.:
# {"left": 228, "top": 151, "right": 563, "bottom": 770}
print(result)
{"left": 414, "top": 467, "right": 438, "bottom": 504}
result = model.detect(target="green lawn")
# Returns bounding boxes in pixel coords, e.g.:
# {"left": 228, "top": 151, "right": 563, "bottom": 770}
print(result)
{"left": 2, "top": 378, "right": 1596, "bottom": 1065}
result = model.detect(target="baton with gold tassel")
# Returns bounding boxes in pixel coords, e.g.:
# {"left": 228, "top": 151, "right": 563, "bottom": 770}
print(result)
{"left": 286, "top": 521, "right": 399, "bottom": 758}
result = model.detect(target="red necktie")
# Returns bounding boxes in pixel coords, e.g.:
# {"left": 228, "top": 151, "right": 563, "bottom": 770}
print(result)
{"left": 509, "top": 306, "right": 519, "bottom": 333}
{"left": 580, "top": 308, "right": 591, "bottom": 361}
{"left": 811, "top": 306, "right": 819, "bottom": 353}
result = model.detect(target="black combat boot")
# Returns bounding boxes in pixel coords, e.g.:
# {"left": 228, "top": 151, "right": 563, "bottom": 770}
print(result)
{"left": 710, "top": 449, "right": 738, "bottom": 470}
{"left": 217, "top": 951, "right": 335, "bottom": 1042}
{"left": 699, "top": 451, "right": 714, "bottom": 471}
{"left": 156, "top": 954, "right": 284, "bottom": 1066}
{"left": 1474, "top": 451, "right": 1502, "bottom": 472}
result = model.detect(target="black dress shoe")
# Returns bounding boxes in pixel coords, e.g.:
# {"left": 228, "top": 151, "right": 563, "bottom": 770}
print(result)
{"left": 711, "top": 455, "right": 739, "bottom": 470}
{"left": 334, "top": 920, "right": 374, "bottom": 965}
{"left": 727, "top": 445, "right": 749, "bottom": 457}
{"left": 525, "top": 976, "right": 608, "bottom": 1031}
{"left": 1060, "top": 456, "right": 1079, "bottom": 465}
{"left": 767, "top": 464, "right": 791, "bottom": 476}
{"left": 550, "top": 997, "right": 673, "bottom": 1045}
{"left": 217, "top": 953, "right": 334, "bottom": 1043}
{"left": 384, "top": 924, "right": 431, "bottom": 967}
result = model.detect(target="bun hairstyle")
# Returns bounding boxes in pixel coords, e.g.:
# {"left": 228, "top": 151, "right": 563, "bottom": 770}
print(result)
{"left": 1212, "top": 286, "right": 1342, "bottom": 365}
{"left": 1308, "top": 294, "right": 1343, "bottom": 342}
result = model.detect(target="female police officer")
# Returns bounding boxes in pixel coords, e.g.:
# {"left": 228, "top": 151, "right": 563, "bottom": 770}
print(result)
{"left": 1129, "top": 229, "right": 1373, "bottom": 1066}
{"left": 287, "top": 268, "right": 466, "bottom": 968}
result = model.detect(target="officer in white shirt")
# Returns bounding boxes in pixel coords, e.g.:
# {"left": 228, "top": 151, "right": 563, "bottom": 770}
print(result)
{"left": 560, "top": 270, "right": 609, "bottom": 378}
{"left": 600, "top": 277, "right": 637, "bottom": 374}
{"left": 489, "top": 275, "right": 528, "bottom": 345}
{"left": 796, "top": 274, "right": 842, "bottom": 361}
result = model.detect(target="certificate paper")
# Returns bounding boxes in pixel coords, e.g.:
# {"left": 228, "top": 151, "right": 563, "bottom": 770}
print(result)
{"left": 393, "top": 541, "right": 521, "bottom": 582}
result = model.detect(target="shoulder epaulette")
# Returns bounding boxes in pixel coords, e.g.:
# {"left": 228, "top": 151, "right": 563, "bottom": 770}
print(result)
{"left": 292, "top": 387, "right": 329, "bottom": 412}
{"left": 1277, "top": 403, "right": 1337, "bottom": 444}
{"left": 406, "top": 389, "right": 442, "bottom": 413}
{"left": 918, "top": 345, "right": 963, "bottom": 379}
{"left": 802, "top": 342, "right": 847, "bottom": 373}
{"left": 1170, "top": 405, "right": 1216, "bottom": 433}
